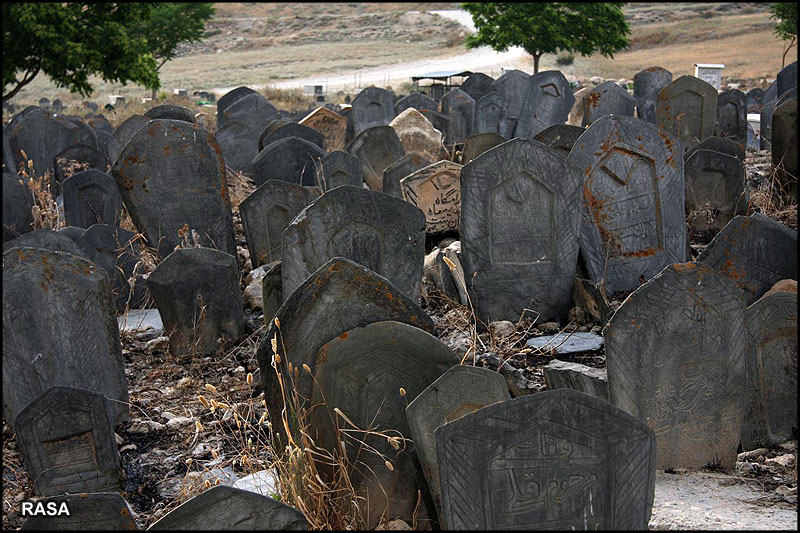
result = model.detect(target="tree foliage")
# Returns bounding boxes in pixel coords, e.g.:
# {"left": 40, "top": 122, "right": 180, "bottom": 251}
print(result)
{"left": 136, "top": 3, "right": 216, "bottom": 71}
{"left": 770, "top": 3, "right": 797, "bottom": 67}
{"left": 462, "top": 3, "right": 630, "bottom": 74}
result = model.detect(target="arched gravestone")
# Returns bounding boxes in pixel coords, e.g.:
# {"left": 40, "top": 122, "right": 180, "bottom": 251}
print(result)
{"left": 15, "top": 386, "right": 123, "bottom": 497}
{"left": 217, "top": 92, "right": 279, "bottom": 131}
{"left": 215, "top": 121, "right": 260, "bottom": 174}
{"left": 351, "top": 86, "right": 396, "bottom": 135}
{"left": 4, "top": 107, "right": 41, "bottom": 173}
{"left": 533, "top": 124, "right": 585, "bottom": 157}
{"left": 491, "top": 69, "right": 530, "bottom": 120}
{"left": 309, "top": 321, "right": 459, "bottom": 529}
{"left": 316, "top": 150, "right": 363, "bottom": 191}
{"left": 95, "top": 130, "right": 112, "bottom": 160}
{"left": 716, "top": 89, "right": 747, "bottom": 145}
{"left": 282, "top": 185, "right": 426, "bottom": 299}
{"left": 347, "top": 125, "right": 405, "bottom": 190}
{"left": 684, "top": 149, "right": 747, "bottom": 233}
{"left": 52, "top": 143, "right": 108, "bottom": 194}
{"left": 255, "top": 257, "right": 434, "bottom": 442}
{"left": 633, "top": 66, "right": 673, "bottom": 111}
{"left": 777, "top": 60, "right": 797, "bottom": 98}
{"left": 697, "top": 213, "right": 798, "bottom": 305}
{"left": 475, "top": 91, "right": 508, "bottom": 134}
{"left": 240, "top": 180, "right": 321, "bottom": 268}
{"left": 149, "top": 485, "right": 307, "bottom": 530}
{"left": 146, "top": 247, "right": 244, "bottom": 357}
{"left": 406, "top": 365, "right": 511, "bottom": 527}
{"left": 62, "top": 169, "right": 122, "bottom": 228}
{"left": 217, "top": 86, "right": 258, "bottom": 118}
{"left": 394, "top": 92, "right": 438, "bottom": 114}
{"left": 58, "top": 226, "right": 87, "bottom": 241}
{"left": 258, "top": 118, "right": 291, "bottom": 141}
{"left": 441, "top": 88, "right": 475, "bottom": 144}
{"left": 22, "top": 492, "right": 138, "bottom": 530}
{"left": 582, "top": 81, "right": 635, "bottom": 127}
{"left": 400, "top": 161, "right": 462, "bottom": 234}
{"left": 684, "top": 136, "right": 745, "bottom": 164}
{"left": 64, "top": 115, "right": 100, "bottom": 151}
{"left": 515, "top": 70, "right": 574, "bottom": 139}
{"left": 2, "top": 248, "right": 129, "bottom": 428}
{"left": 759, "top": 98, "right": 777, "bottom": 150}
{"left": 772, "top": 95, "right": 797, "bottom": 198}
{"left": 106, "top": 115, "right": 149, "bottom": 166}
{"left": 87, "top": 115, "right": 114, "bottom": 136}
{"left": 258, "top": 122, "right": 325, "bottom": 152}
{"left": 144, "top": 104, "right": 195, "bottom": 123}
{"left": 111, "top": 119, "right": 236, "bottom": 258}
{"left": 461, "top": 138, "right": 582, "bottom": 323}
{"left": 740, "top": 289, "right": 797, "bottom": 451}
{"left": 251, "top": 136, "right": 327, "bottom": 187}
{"left": 435, "top": 389, "right": 657, "bottom": 530}
{"left": 3, "top": 172, "right": 34, "bottom": 242}
{"left": 747, "top": 87, "right": 764, "bottom": 112}
{"left": 567, "top": 115, "right": 686, "bottom": 295}
{"left": 461, "top": 132, "right": 507, "bottom": 164}
{"left": 460, "top": 72, "right": 495, "bottom": 101}
{"left": 604, "top": 262, "right": 747, "bottom": 470}
{"left": 656, "top": 75, "right": 718, "bottom": 149}
{"left": 382, "top": 151, "right": 436, "bottom": 198}
{"left": 299, "top": 106, "right": 347, "bottom": 152}
{"left": 2, "top": 228, "right": 86, "bottom": 257}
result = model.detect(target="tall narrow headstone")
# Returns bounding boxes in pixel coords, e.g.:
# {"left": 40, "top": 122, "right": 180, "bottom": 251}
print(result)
{"left": 441, "top": 89, "right": 475, "bottom": 145}
{"left": 491, "top": 69, "right": 530, "bottom": 121}
{"left": 474, "top": 91, "right": 508, "bottom": 135}
{"left": 400, "top": 161, "right": 462, "bottom": 234}
{"left": 656, "top": 75, "right": 718, "bottom": 148}
{"left": 352, "top": 86, "right": 396, "bottom": 135}
{"left": 582, "top": 81, "right": 635, "bottom": 126}
{"left": 716, "top": 89, "right": 747, "bottom": 145}
{"left": 515, "top": 70, "right": 574, "bottom": 138}
{"left": 684, "top": 149, "right": 747, "bottom": 233}
{"left": 316, "top": 150, "right": 364, "bottom": 191}
{"left": 62, "top": 169, "right": 122, "bottom": 229}
{"left": 347, "top": 125, "right": 405, "bottom": 190}
{"left": 759, "top": 98, "right": 777, "bottom": 150}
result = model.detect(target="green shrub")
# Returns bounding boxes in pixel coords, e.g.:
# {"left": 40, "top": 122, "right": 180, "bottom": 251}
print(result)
{"left": 556, "top": 51, "right": 575, "bottom": 66}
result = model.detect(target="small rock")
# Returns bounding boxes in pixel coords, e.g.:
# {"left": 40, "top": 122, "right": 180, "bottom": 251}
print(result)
{"left": 734, "top": 461, "right": 755, "bottom": 474}
{"left": 376, "top": 518, "right": 413, "bottom": 530}
{"left": 166, "top": 416, "right": 195, "bottom": 429}
{"left": 775, "top": 485, "right": 797, "bottom": 496}
{"left": 489, "top": 320, "right": 515, "bottom": 339}
{"left": 119, "top": 444, "right": 137, "bottom": 453}
{"left": 128, "top": 420, "right": 166, "bottom": 433}
{"left": 147, "top": 336, "right": 170, "bottom": 352}
{"left": 191, "top": 442, "right": 212, "bottom": 457}
{"left": 765, "top": 454, "right": 796, "bottom": 468}
{"left": 160, "top": 411, "right": 179, "bottom": 421}
{"left": 737, "top": 448, "right": 770, "bottom": 461}
{"left": 244, "top": 279, "right": 263, "bottom": 309}
{"left": 176, "top": 377, "right": 193, "bottom": 389}
{"left": 115, "top": 432, "right": 124, "bottom": 445}
{"left": 541, "top": 321, "right": 561, "bottom": 333}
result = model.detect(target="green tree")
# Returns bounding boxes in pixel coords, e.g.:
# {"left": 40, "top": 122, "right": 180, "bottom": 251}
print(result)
{"left": 462, "top": 3, "right": 630, "bottom": 74}
{"left": 770, "top": 3, "right": 797, "bottom": 67}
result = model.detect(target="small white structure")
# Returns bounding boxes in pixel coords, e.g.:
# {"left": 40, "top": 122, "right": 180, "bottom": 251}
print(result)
{"left": 108, "top": 95, "right": 125, "bottom": 105}
{"left": 694, "top": 63, "right": 725, "bottom": 90}
{"left": 303, "top": 85, "right": 323, "bottom": 96}
{"left": 173, "top": 88, "right": 188, "bottom": 97}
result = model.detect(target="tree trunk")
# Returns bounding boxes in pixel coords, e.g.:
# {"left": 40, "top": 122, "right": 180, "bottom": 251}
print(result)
{"left": 533, "top": 54, "right": 541, "bottom": 75}
{"left": 152, "top": 87, "right": 157, "bottom": 100}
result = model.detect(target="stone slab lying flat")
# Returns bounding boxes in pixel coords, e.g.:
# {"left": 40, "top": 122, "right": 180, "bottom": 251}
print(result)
{"left": 526, "top": 332, "right": 604, "bottom": 355}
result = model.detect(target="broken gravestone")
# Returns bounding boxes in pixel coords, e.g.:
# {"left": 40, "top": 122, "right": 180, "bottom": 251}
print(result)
{"left": 106, "top": 115, "right": 149, "bottom": 166}
{"left": 352, "top": 86, "right": 396, "bottom": 135}
{"left": 299, "top": 107, "right": 347, "bottom": 152}
{"left": 251, "top": 136, "right": 327, "bottom": 187}
{"left": 382, "top": 151, "right": 436, "bottom": 198}
{"left": 582, "top": 81, "right": 635, "bottom": 127}
{"left": 347, "top": 125, "right": 405, "bottom": 190}
{"left": 316, "top": 150, "right": 363, "bottom": 191}
{"left": 716, "top": 89, "right": 747, "bottom": 146}
{"left": 515, "top": 70, "right": 574, "bottom": 139}
{"left": 684, "top": 149, "right": 747, "bottom": 233}
{"left": 543, "top": 360, "right": 609, "bottom": 401}
{"left": 400, "top": 161, "right": 462, "bottom": 234}
{"left": 533, "top": 124, "right": 585, "bottom": 157}
{"left": 62, "top": 169, "right": 122, "bottom": 229}
{"left": 656, "top": 75, "right": 717, "bottom": 149}
{"left": 21, "top": 492, "right": 138, "bottom": 530}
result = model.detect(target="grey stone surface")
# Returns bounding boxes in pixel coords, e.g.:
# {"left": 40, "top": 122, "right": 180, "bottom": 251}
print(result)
{"left": 605, "top": 262, "right": 748, "bottom": 469}
{"left": 461, "top": 72, "right": 495, "bottom": 102}
{"left": 347, "top": 125, "right": 405, "bottom": 190}
{"left": 684, "top": 136, "right": 745, "bottom": 164}
{"left": 656, "top": 75, "right": 718, "bottom": 148}
{"left": 533, "top": 124, "right": 585, "bottom": 157}
{"left": 3, "top": 228, "right": 85, "bottom": 257}
{"left": 309, "top": 321, "right": 458, "bottom": 528}
{"left": 260, "top": 261, "right": 282, "bottom": 325}
{"left": 21, "top": 492, "right": 138, "bottom": 530}
{"left": 716, "top": 89, "right": 747, "bottom": 145}
{"left": 763, "top": 81, "right": 778, "bottom": 104}
{"left": 696, "top": 213, "right": 798, "bottom": 305}
{"left": 382, "top": 151, "right": 436, "bottom": 198}
{"left": 118, "top": 308, "right": 164, "bottom": 337}
{"left": 258, "top": 122, "right": 326, "bottom": 152}
{"left": 436, "top": 389, "right": 656, "bottom": 530}
{"left": 217, "top": 86, "right": 258, "bottom": 118}
{"left": 149, "top": 485, "right": 307, "bottom": 530}
{"left": 15, "top": 386, "right": 123, "bottom": 497}
{"left": 215, "top": 121, "right": 260, "bottom": 174}
{"left": 52, "top": 143, "right": 108, "bottom": 194}
{"left": 772, "top": 96, "right": 797, "bottom": 198}
{"left": 146, "top": 247, "right": 244, "bottom": 357}
{"left": 526, "top": 332, "right": 604, "bottom": 355}
{"left": 491, "top": 69, "right": 530, "bottom": 120}
{"left": 400, "top": 161, "right": 462, "bottom": 234}
{"left": 282, "top": 185, "right": 425, "bottom": 299}
{"left": 441, "top": 88, "right": 475, "bottom": 144}
{"left": 58, "top": 226, "right": 87, "bottom": 241}
{"left": 759, "top": 99, "right": 777, "bottom": 150}
{"left": 111, "top": 119, "right": 235, "bottom": 258}
{"left": 461, "top": 132, "right": 507, "bottom": 164}
{"left": 419, "top": 109, "right": 450, "bottom": 139}
{"left": 474, "top": 91, "right": 508, "bottom": 135}
{"left": 239, "top": 180, "right": 321, "bottom": 267}
{"left": 317, "top": 150, "right": 364, "bottom": 191}
{"left": 543, "top": 360, "right": 609, "bottom": 400}
{"left": 684, "top": 149, "right": 747, "bottom": 233}
{"left": 747, "top": 87, "right": 764, "bottom": 112}
{"left": 87, "top": 115, "right": 114, "bottom": 136}
{"left": 777, "top": 60, "right": 797, "bottom": 98}
{"left": 568, "top": 115, "right": 686, "bottom": 295}
{"left": 461, "top": 138, "right": 582, "bottom": 323}
{"left": 252, "top": 136, "right": 327, "bottom": 187}
{"left": 106, "top": 115, "right": 149, "bottom": 167}
{"left": 352, "top": 86, "right": 396, "bottom": 135}
{"left": 582, "top": 81, "right": 635, "bottom": 126}
{"left": 216, "top": 92, "right": 279, "bottom": 131}
{"left": 515, "top": 70, "right": 574, "bottom": 138}
{"left": 633, "top": 66, "right": 673, "bottom": 111}
{"left": 394, "top": 92, "right": 439, "bottom": 115}
{"left": 2, "top": 171, "right": 34, "bottom": 242}
{"left": 62, "top": 169, "right": 122, "bottom": 228}
{"left": 144, "top": 104, "right": 195, "bottom": 123}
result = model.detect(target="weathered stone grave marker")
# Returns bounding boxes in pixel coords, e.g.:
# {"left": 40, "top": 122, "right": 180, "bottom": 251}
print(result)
{"left": 299, "top": 106, "right": 347, "bottom": 152}
{"left": 533, "top": 124, "right": 584, "bottom": 157}
{"left": 352, "top": 86, "right": 396, "bottom": 135}
{"left": 582, "top": 81, "right": 635, "bottom": 126}
{"left": 53, "top": 143, "right": 108, "bottom": 194}
{"left": 316, "top": 150, "right": 363, "bottom": 191}
{"left": 633, "top": 66, "right": 672, "bottom": 122}
{"left": 656, "top": 75, "right": 717, "bottom": 148}
{"left": 215, "top": 121, "right": 260, "bottom": 174}
{"left": 252, "top": 137, "right": 327, "bottom": 187}
{"left": 106, "top": 115, "right": 149, "bottom": 166}
{"left": 389, "top": 108, "right": 442, "bottom": 155}
{"left": 347, "top": 125, "right": 405, "bottom": 190}
{"left": 258, "top": 122, "right": 326, "bottom": 152}
{"left": 684, "top": 149, "right": 747, "bottom": 233}
{"left": 216, "top": 92, "right": 279, "bottom": 131}
{"left": 441, "top": 88, "right": 475, "bottom": 145}
{"left": 461, "top": 132, "right": 506, "bottom": 164}
{"left": 144, "top": 104, "right": 195, "bottom": 123}
{"left": 3, "top": 228, "right": 86, "bottom": 256}
{"left": 684, "top": 136, "right": 745, "bottom": 164}
{"left": 460, "top": 72, "right": 495, "bottom": 101}
{"left": 217, "top": 86, "right": 257, "bottom": 118}
{"left": 747, "top": 87, "right": 765, "bottom": 112}
{"left": 716, "top": 89, "right": 747, "bottom": 145}
{"left": 382, "top": 151, "right": 436, "bottom": 198}
{"left": 491, "top": 69, "right": 530, "bottom": 121}
{"left": 2, "top": 172, "right": 34, "bottom": 242}
{"left": 515, "top": 70, "right": 574, "bottom": 138}
{"left": 400, "top": 161, "right": 462, "bottom": 234}
{"left": 22, "top": 492, "right": 138, "bottom": 530}
{"left": 777, "top": 60, "right": 797, "bottom": 98}
{"left": 475, "top": 91, "right": 509, "bottom": 135}
{"left": 62, "top": 169, "right": 122, "bottom": 229}
{"left": 394, "top": 92, "right": 438, "bottom": 115}
{"left": 772, "top": 95, "right": 797, "bottom": 197}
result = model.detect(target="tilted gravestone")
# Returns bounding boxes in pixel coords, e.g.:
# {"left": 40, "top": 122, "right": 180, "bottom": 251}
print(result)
{"left": 382, "top": 151, "right": 436, "bottom": 198}
{"left": 240, "top": 180, "right": 321, "bottom": 267}
{"left": 260, "top": 261, "right": 282, "bottom": 325}
{"left": 716, "top": 89, "right": 747, "bottom": 145}
{"left": 112, "top": 119, "right": 235, "bottom": 258}
{"left": 759, "top": 98, "right": 777, "bottom": 150}
{"left": 217, "top": 86, "right": 258, "bottom": 117}
{"left": 58, "top": 226, "right": 87, "bottom": 241}
{"left": 87, "top": 115, "right": 114, "bottom": 136}
{"left": 282, "top": 185, "right": 425, "bottom": 299}
{"left": 418, "top": 109, "right": 450, "bottom": 140}
{"left": 656, "top": 75, "right": 718, "bottom": 148}
{"left": 258, "top": 122, "right": 326, "bottom": 152}
{"left": 460, "top": 72, "right": 495, "bottom": 102}
{"left": 62, "top": 169, "right": 122, "bottom": 229}
{"left": 149, "top": 486, "right": 307, "bottom": 530}
{"left": 605, "top": 262, "right": 747, "bottom": 469}
{"left": 684, "top": 136, "right": 745, "bottom": 164}
{"left": 2, "top": 172, "right": 34, "bottom": 242}
{"left": 582, "top": 81, "right": 635, "bottom": 127}
{"left": 436, "top": 389, "right": 657, "bottom": 530}
{"left": 216, "top": 92, "right": 279, "bottom": 131}
{"left": 633, "top": 66, "right": 673, "bottom": 113}
{"left": 406, "top": 365, "right": 510, "bottom": 526}
{"left": 533, "top": 124, "right": 585, "bottom": 157}
{"left": 352, "top": 86, "right": 396, "bottom": 135}
{"left": 309, "top": 321, "right": 459, "bottom": 529}
{"left": 15, "top": 386, "right": 123, "bottom": 497}
{"left": 515, "top": 70, "right": 574, "bottom": 139}
{"left": 684, "top": 149, "right": 747, "bottom": 233}
{"left": 697, "top": 213, "right": 798, "bottom": 305}
{"left": 53, "top": 143, "right": 108, "bottom": 194}
{"left": 340, "top": 106, "right": 356, "bottom": 148}
{"left": 251, "top": 136, "right": 327, "bottom": 187}
{"left": 3, "top": 228, "right": 86, "bottom": 257}
{"left": 394, "top": 92, "right": 438, "bottom": 115}
{"left": 64, "top": 115, "right": 100, "bottom": 152}
{"left": 144, "top": 104, "right": 195, "bottom": 123}
{"left": 491, "top": 69, "right": 530, "bottom": 121}
{"left": 461, "top": 132, "right": 506, "bottom": 164}
{"left": 316, "top": 150, "right": 363, "bottom": 191}
{"left": 22, "top": 492, "right": 138, "bottom": 530}
{"left": 474, "top": 91, "right": 509, "bottom": 135}
{"left": 568, "top": 87, "right": 590, "bottom": 127}
{"left": 146, "top": 247, "right": 244, "bottom": 357}
{"left": 299, "top": 107, "right": 347, "bottom": 152}
{"left": 461, "top": 138, "right": 582, "bottom": 323}
{"left": 747, "top": 87, "right": 764, "bottom": 112}
{"left": 95, "top": 130, "right": 111, "bottom": 161}
{"left": 389, "top": 108, "right": 442, "bottom": 155}
{"left": 740, "top": 289, "right": 797, "bottom": 451}
{"left": 255, "top": 257, "right": 434, "bottom": 446}
{"left": 215, "top": 121, "right": 260, "bottom": 174}
{"left": 400, "top": 161, "right": 462, "bottom": 234}
{"left": 777, "top": 60, "right": 797, "bottom": 98}
{"left": 347, "top": 125, "right": 405, "bottom": 190}
{"left": 568, "top": 115, "right": 686, "bottom": 295}
{"left": 106, "top": 115, "right": 149, "bottom": 167}
{"left": 2, "top": 248, "right": 129, "bottom": 427}
{"left": 441, "top": 88, "right": 475, "bottom": 144}
{"left": 772, "top": 96, "right": 797, "bottom": 198}
{"left": 764, "top": 81, "right": 779, "bottom": 104}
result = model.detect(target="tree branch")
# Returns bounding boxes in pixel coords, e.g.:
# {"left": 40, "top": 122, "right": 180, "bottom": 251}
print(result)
{"left": 3, "top": 63, "right": 41, "bottom": 102}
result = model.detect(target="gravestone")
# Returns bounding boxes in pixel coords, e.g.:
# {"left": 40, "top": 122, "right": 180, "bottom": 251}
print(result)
{"left": 394, "top": 92, "right": 438, "bottom": 114}
{"left": 461, "top": 138, "right": 582, "bottom": 323}
{"left": 533, "top": 124, "right": 585, "bottom": 157}
{"left": 87, "top": 115, "right": 114, "bottom": 136}
{"left": 515, "top": 70, "right": 574, "bottom": 138}
{"left": 352, "top": 86, "right": 396, "bottom": 135}
{"left": 144, "top": 104, "right": 195, "bottom": 123}
{"left": 684, "top": 136, "right": 745, "bottom": 164}
{"left": 567, "top": 87, "right": 590, "bottom": 126}
{"left": 418, "top": 109, "right": 450, "bottom": 140}
{"left": 252, "top": 136, "right": 327, "bottom": 187}
{"left": 406, "top": 365, "right": 510, "bottom": 526}
{"left": 436, "top": 389, "right": 656, "bottom": 530}
{"left": 15, "top": 386, "right": 123, "bottom": 496}
{"left": 605, "top": 262, "right": 747, "bottom": 469}
{"left": 697, "top": 213, "right": 798, "bottom": 305}
{"left": 146, "top": 247, "right": 244, "bottom": 356}
{"left": 217, "top": 92, "right": 279, "bottom": 131}
{"left": 62, "top": 169, "right": 122, "bottom": 228}
{"left": 389, "top": 107, "right": 442, "bottom": 156}
{"left": 240, "top": 180, "right": 321, "bottom": 267}
{"left": 382, "top": 151, "right": 436, "bottom": 198}
{"left": 759, "top": 98, "right": 777, "bottom": 150}
{"left": 261, "top": 261, "right": 282, "bottom": 324}
{"left": 255, "top": 257, "right": 434, "bottom": 445}
{"left": 771, "top": 95, "right": 797, "bottom": 197}
{"left": 777, "top": 60, "right": 797, "bottom": 98}
{"left": 461, "top": 132, "right": 506, "bottom": 164}
{"left": 22, "top": 493, "right": 138, "bottom": 530}
{"left": 633, "top": 66, "right": 673, "bottom": 112}
{"left": 111, "top": 119, "right": 236, "bottom": 258}
{"left": 58, "top": 226, "right": 87, "bottom": 241}
{"left": 763, "top": 81, "right": 778, "bottom": 105}
{"left": 740, "top": 289, "right": 797, "bottom": 451}
{"left": 149, "top": 486, "right": 307, "bottom": 530}
{"left": 52, "top": 143, "right": 108, "bottom": 194}
{"left": 776, "top": 86, "right": 797, "bottom": 108}
{"left": 475, "top": 91, "right": 509, "bottom": 135}
{"left": 716, "top": 89, "right": 747, "bottom": 145}
{"left": 543, "top": 360, "right": 609, "bottom": 400}
{"left": 258, "top": 122, "right": 326, "bottom": 152}
{"left": 460, "top": 72, "right": 495, "bottom": 102}
{"left": 94, "top": 130, "right": 111, "bottom": 160}
{"left": 64, "top": 116, "right": 99, "bottom": 151}
{"left": 106, "top": 115, "right": 149, "bottom": 166}
{"left": 282, "top": 185, "right": 425, "bottom": 299}
{"left": 340, "top": 106, "right": 356, "bottom": 147}
{"left": 3, "top": 172, "right": 34, "bottom": 242}
{"left": 491, "top": 69, "right": 530, "bottom": 120}
{"left": 568, "top": 115, "right": 686, "bottom": 295}
{"left": 747, "top": 87, "right": 764, "bottom": 112}
{"left": 656, "top": 75, "right": 718, "bottom": 148}
{"left": 217, "top": 86, "right": 257, "bottom": 117}
{"left": 299, "top": 107, "right": 347, "bottom": 152}
{"left": 309, "top": 321, "right": 459, "bottom": 528}
{"left": 582, "top": 81, "right": 635, "bottom": 126}
{"left": 441, "top": 88, "right": 475, "bottom": 144}
{"left": 316, "top": 150, "right": 363, "bottom": 191}
{"left": 258, "top": 118, "right": 291, "bottom": 141}
{"left": 347, "top": 125, "right": 405, "bottom": 190}
{"left": 215, "top": 121, "right": 260, "bottom": 174}
{"left": 400, "top": 161, "right": 462, "bottom": 234}
{"left": 684, "top": 149, "right": 747, "bottom": 233}
{"left": 3, "top": 228, "right": 86, "bottom": 257}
